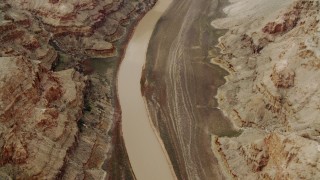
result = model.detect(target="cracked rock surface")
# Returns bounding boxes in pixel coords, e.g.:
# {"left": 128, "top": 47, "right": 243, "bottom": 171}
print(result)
{"left": 211, "top": 0, "right": 320, "bottom": 179}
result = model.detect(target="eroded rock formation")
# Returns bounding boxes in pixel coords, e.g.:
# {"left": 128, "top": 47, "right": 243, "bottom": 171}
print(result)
{"left": 0, "top": 56, "right": 85, "bottom": 179}
{"left": 0, "top": 0, "right": 156, "bottom": 179}
{"left": 0, "top": 0, "right": 156, "bottom": 61}
{"left": 211, "top": 0, "right": 320, "bottom": 179}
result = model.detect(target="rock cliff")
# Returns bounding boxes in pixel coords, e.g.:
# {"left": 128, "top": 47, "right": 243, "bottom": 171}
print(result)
{"left": 211, "top": 0, "right": 320, "bottom": 179}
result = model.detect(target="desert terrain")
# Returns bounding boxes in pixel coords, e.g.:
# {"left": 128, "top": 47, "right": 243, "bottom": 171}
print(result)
{"left": 0, "top": 0, "right": 156, "bottom": 179}
{"left": 0, "top": 0, "right": 319, "bottom": 179}
{"left": 143, "top": 0, "right": 320, "bottom": 179}
{"left": 211, "top": 0, "right": 320, "bottom": 179}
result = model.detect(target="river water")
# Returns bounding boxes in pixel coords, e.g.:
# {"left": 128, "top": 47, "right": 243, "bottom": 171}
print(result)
{"left": 117, "top": 0, "right": 175, "bottom": 180}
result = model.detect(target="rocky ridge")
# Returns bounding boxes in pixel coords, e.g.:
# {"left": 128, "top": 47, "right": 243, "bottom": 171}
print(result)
{"left": 211, "top": 0, "right": 320, "bottom": 179}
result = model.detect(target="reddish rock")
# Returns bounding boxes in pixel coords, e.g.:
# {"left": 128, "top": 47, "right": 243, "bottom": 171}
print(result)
{"left": 0, "top": 56, "right": 85, "bottom": 179}
{"left": 49, "top": 0, "right": 59, "bottom": 4}
{"left": 270, "top": 65, "right": 295, "bottom": 88}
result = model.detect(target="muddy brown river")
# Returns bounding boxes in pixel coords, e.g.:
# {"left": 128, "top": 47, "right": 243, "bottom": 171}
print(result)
{"left": 117, "top": 0, "right": 176, "bottom": 180}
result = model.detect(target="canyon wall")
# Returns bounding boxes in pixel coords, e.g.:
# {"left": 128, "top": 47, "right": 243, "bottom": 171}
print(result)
{"left": 0, "top": 0, "right": 156, "bottom": 179}
{"left": 0, "top": 56, "right": 85, "bottom": 179}
{"left": 211, "top": 0, "right": 320, "bottom": 179}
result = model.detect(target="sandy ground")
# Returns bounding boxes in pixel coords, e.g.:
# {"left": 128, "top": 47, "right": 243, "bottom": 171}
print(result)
{"left": 117, "top": 0, "right": 176, "bottom": 180}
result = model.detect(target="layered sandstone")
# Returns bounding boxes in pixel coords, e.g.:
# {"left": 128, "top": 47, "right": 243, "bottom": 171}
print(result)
{"left": 0, "top": 0, "right": 156, "bottom": 63}
{"left": 0, "top": 0, "right": 156, "bottom": 179}
{"left": 211, "top": 0, "right": 320, "bottom": 179}
{"left": 0, "top": 7, "right": 57, "bottom": 69}
{"left": 0, "top": 56, "right": 85, "bottom": 179}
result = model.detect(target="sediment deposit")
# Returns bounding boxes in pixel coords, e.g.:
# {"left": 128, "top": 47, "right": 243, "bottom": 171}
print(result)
{"left": 142, "top": 0, "right": 238, "bottom": 179}
{"left": 212, "top": 0, "right": 320, "bottom": 179}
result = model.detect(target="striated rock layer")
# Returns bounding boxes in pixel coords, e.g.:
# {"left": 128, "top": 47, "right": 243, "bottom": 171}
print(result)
{"left": 0, "top": 0, "right": 156, "bottom": 179}
{"left": 211, "top": 0, "right": 320, "bottom": 179}
{"left": 0, "top": 0, "right": 156, "bottom": 62}
{"left": 0, "top": 56, "right": 85, "bottom": 179}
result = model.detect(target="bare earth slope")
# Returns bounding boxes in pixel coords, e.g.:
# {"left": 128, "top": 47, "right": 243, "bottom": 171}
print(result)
{"left": 211, "top": 0, "right": 320, "bottom": 179}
